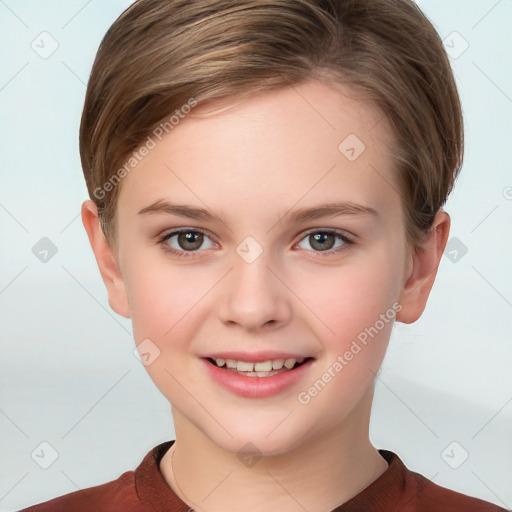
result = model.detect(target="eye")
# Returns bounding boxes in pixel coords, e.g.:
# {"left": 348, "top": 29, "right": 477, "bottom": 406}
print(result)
{"left": 296, "top": 229, "right": 354, "bottom": 255}
{"left": 157, "top": 228, "right": 354, "bottom": 259}
{"left": 158, "top": 229, "right": 216, "bottom": 257}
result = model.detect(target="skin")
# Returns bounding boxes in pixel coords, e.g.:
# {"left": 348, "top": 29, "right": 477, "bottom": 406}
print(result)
{"left": 82, "top": 80, "right": 450, "bottom": 512}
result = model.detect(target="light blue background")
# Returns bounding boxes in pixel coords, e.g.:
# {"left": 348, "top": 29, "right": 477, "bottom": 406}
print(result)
{"left": 0, "top": 0, "right": 511, "bottom": 510}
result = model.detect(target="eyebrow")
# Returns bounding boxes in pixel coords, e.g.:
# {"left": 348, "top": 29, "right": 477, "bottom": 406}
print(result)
{"left": 137, "top": 199, "right": 378, "bottom": 223}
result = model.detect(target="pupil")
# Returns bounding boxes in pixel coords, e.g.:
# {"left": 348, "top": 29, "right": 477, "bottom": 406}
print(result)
{"left": 179, "top": 232, "right": 202, "bottom": 250}
{"left": 311, "top": 233, "right": 334, "bottom": 251}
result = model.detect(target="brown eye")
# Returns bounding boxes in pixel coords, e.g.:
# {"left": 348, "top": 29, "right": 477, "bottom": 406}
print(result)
{"left": 160, "top": 229, "right": 216, "bottom": 256}
{"left": 296, "top": 230, "right": 353, "bottom": 255}
{"left": 177, "top": 231, "right": 204, "bottom": 251}
{"left": 308, "top": 233, "right": 336, "bottom": 251}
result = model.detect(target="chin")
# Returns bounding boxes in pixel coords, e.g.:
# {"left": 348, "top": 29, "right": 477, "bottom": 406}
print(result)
{"left": 198, "top": 414, "right": 316, "bottom": 458}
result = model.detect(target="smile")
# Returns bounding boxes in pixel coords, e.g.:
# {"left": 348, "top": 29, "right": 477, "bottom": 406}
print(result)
{"left": 202, "top": 355, "right": 314, "bottom": 398}
{"left": 207, "top": 357, "right": 309, "bottom": 377}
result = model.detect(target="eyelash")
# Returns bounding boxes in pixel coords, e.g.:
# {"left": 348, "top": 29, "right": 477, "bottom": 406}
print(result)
{"left": 157, "top": 228, "right": 355, "bottom": 259}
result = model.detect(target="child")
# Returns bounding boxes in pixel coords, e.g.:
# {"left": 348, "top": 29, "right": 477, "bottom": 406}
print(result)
{"left": 20, "top": 0, "right": 508, "bottom": 510}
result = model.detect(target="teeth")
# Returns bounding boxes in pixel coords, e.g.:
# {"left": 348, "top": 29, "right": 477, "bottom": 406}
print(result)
{"left": 236, "top": 361, "right": 254, "bottom": 372}
{"left": 254, "top": 361, "right": 273, "bottom": 372}
{"left": 211, "top": 357, "right": 307, "bottom": 372}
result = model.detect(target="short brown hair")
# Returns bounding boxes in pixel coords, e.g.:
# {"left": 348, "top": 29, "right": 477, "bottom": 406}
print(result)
{"left": 79, "top": 0, "right": 463, "bottom": 248}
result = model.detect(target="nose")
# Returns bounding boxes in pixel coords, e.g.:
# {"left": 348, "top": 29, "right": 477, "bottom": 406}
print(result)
{"left": 218, "top": 251, "right": 292, "bottom": 332}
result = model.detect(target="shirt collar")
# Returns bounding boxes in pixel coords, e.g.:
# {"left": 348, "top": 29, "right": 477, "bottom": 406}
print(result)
{"left": 136, "top": 441, "right": 406, "bottom": 511}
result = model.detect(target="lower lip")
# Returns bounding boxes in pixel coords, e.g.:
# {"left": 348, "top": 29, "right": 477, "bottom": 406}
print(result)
{"left": 202, "top": 358, "right": 313, "bottom": 398}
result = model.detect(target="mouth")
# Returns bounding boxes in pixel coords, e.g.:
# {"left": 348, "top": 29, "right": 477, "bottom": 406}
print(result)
{"left": 205, "top": 356, "right": 313, "bottom": 377}
{"left": 202, "top": 351, "right": 316, "bottom": 398}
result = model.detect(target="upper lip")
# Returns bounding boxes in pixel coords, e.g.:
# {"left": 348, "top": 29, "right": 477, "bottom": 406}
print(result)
{"left": 203, "top": 351, "right": 313, "bottom": 363}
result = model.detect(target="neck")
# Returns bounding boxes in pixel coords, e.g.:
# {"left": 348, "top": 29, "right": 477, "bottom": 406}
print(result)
{"left": 160, "top": 389, "right": 388, "bottom": 512}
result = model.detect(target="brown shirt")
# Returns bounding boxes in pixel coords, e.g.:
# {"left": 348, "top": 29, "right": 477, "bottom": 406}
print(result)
{"left": 18, "top": 440, "right": 509, "bottom": 511}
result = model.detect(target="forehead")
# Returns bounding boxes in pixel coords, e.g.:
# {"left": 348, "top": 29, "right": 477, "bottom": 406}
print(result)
{"left": 117, "top": 80, "right": 400, "bottom": 223}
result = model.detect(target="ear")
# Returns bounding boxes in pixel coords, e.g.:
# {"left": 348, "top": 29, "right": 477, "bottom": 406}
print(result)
{"left": 81, "top": 200, "right": 131, "bottom": 318}
{"left": 396, "top": 210, "right": 450, "bottom": 324}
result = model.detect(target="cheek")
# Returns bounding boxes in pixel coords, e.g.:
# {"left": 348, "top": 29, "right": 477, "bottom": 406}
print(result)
{"left": 298, "top": 253, "right": 402, "bottom": 342}
{"left": 293, "top": 264, "right": 399, "bottom": 420}
{"left": 124, "top": 256, "right": 220, "bottom": 355}
{"left": 124, "top": 260, "right": 211, "bottom": 401}
{"left": 290, "top": 248, "right": 403, "bottom": 406}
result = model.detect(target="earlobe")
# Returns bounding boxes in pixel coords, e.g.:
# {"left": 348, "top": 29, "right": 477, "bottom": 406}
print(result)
{"left": 396, "top": 211, "right": 450, "bottom": 324}
{"left": 81, "top": 200, "right": 131, "bottom": 319}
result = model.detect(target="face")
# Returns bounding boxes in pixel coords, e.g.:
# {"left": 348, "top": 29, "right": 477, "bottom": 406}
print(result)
{"left": 112, "top": 80, "right": 411, "bottom": 455}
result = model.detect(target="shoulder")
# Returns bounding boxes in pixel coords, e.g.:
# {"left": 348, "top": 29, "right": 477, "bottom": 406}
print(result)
{"left": 17, "top": 441, "right": 176, "bottom": 512}
{"left": 351, "top": 450, "right": 509, "bottom": 512}
{"left": 17, "top": 470, "right": 140, "bottom": 512}
{"left": 411, "top": 477, "right": 508, "bottom": 511}
{"left": 394, "top": 453, "right": 509, "bottom": 511}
